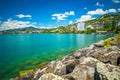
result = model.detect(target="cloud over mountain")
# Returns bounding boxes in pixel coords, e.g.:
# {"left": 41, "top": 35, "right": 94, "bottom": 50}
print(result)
{"left": 0, "top": 19, "right": 36, "bottom": 31}
{"left": 51, "top": 11, "right": 75, "bottom": 21}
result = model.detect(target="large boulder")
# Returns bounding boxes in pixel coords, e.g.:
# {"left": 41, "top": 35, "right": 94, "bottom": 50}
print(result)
{"left": 86, "top": 44, "right": 95, "bottom": 51}
{"left": 61, "top": 55, "right": 75, "bottom": 62}
{"left": 64, "top": 64, "right": 95, "bottom": 80}
{"left": 33, "top": 67, "right": 48, "bottom": 80}
{"left": 38, "top": 73, "right": 68, "bottom": 80}
{"left": 79, "top": 57, "right": 99, "bottom": 67}
{"left": 101, "top": 51, "right": 120, "bottom": 65}
{"left": 53, "top": 61, "right": 66, "bottom": 76}
{"left": 94, "top": 40, "right": 104, "bottom": 47}
{"left": 63, "top": 57, "right": 99, "bottom": 80}
{"left": 33, "top": 61, "right": 57, "bottom": 80}
{"left": 108, "top": 46, "right": 119, "bottom": 52}
{"left": 73, "top": 51, "right": 82, "bottom": 59}
{"left": 97, "top": 62, "right": 120, "bottom": 80}
{"left": 64, "top": 59, "right": 79, "bottom": 74}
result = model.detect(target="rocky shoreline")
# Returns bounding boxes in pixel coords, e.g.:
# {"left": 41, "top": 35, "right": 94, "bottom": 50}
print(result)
{"left": 11, "top": 34, "right": 120, "bottom": 80}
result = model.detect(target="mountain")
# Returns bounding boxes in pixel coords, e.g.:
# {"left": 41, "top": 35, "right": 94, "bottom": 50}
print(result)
{"left": 0, "top": 13, "right": 120, "bottom": 34}
{"left": 0, "top": 27, "right": 41, "bottom": 34}
{"left": 86, "top": 13, "right": 120, "bottom": 26}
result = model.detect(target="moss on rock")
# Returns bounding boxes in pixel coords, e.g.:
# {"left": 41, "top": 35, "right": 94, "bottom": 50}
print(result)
{"left": 104, "top": 38, "right": 114, "bottom": 48}
{"left": 104, "top": 34, "right": 120, "bottom": 48}
{"left": 19, "top": 70, "right": 34, "bottom": 77}
{"left": 37, "top": 62, "right": 48, "bottom": 69}
{"left": 115, "top": 34, "right": 120, "bottom": 39}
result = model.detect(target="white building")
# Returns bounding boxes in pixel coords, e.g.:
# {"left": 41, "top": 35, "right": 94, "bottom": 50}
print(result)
{"left": 86, "top": 25, "right": 94, "bottom": 29}
{"left": 77, "top": 22, "right": 85, "bottom": 30}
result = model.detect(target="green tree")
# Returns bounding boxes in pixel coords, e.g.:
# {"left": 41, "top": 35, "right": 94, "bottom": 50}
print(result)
{"left": 104, "top": 22, "right": 111, "bottom": 31}
{"left": 111, "top": 19, "right": 116, "bottom": 31}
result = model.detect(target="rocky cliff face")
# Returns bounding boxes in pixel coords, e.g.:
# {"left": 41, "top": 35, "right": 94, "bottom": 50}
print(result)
{"left": 11, "top": 34, "right": 120, "bottom": 80}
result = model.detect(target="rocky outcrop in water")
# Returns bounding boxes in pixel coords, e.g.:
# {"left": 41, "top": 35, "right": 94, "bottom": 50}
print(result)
{"left": 11, "top": 34, "right": 120, "bottom": 80}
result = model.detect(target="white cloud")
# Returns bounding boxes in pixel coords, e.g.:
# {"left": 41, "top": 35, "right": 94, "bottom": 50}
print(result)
{"left": 87, "top": 8, "right": 117, "bottom": 15}
{"left": 96, "top": 2, "right": 104, "bottom": 7}
{"left": 87, "top": 8, "right": 107, "bottom": 15}
{"left": 51, "top": 17, "right": 56, "bottom": 20}
{"left": 0, "top": 19, "right": 36, "bottom": 31}
{"left": 51, "top": 11, "right": 75, "bottom": 21}
{"left": 65, "top": 11, "right": 74, "bottom": 15}
{"left": 69, "top": 20, "right": 73, "bottom": 24}
{"left": 76, "top": 15, "right": 93, "bottom": 22}
{"left": 84, "top": 7, "right": 87, "bottom": 10}
{"left": 112, "top": 0, "right": 120, "bottom": 3}
{"left": 108, "top": 8, "right": 117, "bottom": 13}
{"left": 118, "top": 8, "right": 120, "bottom": 12}
{"left": 16, "top": 14, "right": 32, "bottom": 19}
{"left": 52, "top": 14, "right": 67, "bottom": 21}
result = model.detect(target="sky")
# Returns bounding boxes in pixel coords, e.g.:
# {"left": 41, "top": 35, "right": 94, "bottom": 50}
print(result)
{"left": 0, "top": 0, "right": 120, "bottom": 30}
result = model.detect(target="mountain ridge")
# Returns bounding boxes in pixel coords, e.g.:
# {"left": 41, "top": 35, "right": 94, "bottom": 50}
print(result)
{"left": 0, "top": 13, "right": 120, "bottom": 34}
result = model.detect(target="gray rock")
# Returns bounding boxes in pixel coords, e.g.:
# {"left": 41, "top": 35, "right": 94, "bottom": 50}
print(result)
{"left": 38, "top": 73, "right": 68, "bottom": 80}
{"left": 94, "top": 40, "right": 104, "bottom": 47}
{"left": 87, "top": 44, "right": 95, "bottom": 50}
{"left": 73, "top": 51, "right": 82, "bottom": 59}
{"left": 79, "top": 57, "right": 99, "bottom": 67}
{"left": 97, "top": 62, "right": 120, "bottom": 80}
{"left": 64, "top": 59, "right": 79, "bottom": 74}
{"left": 86, "top": 50, "right": 95, "bottom": 57}
{"left": 33, "top": 67, "right": 48, "bottom": 80}
{"left": 22, "top": 73, "right": 34, "bottom": 80}
{"left": 109, "top": 46, "right": 119, "bottom": 52}
{"left": 61, "top": 55, "right": 75, "bottom": 62}
{"left": 54, "top": 61, "right": 66, "bottom": 76}
{"left": 10, "top": 77, "right": 20, "bottom": 80}
{"left": 102, "top": 51, "right": 120, "bottom": 65}
{"left": 63, "top": 57, "right": 100, "bottom": 80}
{"left": 67, "top": 64, "right": 95, "bottom": 80}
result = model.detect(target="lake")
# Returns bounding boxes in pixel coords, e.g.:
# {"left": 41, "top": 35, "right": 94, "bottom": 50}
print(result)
{"left": 0, "top": 34, "right": 113, "bottom": 80}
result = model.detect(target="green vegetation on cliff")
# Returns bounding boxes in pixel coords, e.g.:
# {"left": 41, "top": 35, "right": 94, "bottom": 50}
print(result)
{"left": 1, "top": 13, "right": 120, "bottom": 34}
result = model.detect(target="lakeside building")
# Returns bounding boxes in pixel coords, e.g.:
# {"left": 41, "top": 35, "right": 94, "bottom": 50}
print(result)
{"left": 86, "top": 25, "right": 94, "bottom": 29}
{"left": 77, "top": 22, "right": 85, "bottom": 30}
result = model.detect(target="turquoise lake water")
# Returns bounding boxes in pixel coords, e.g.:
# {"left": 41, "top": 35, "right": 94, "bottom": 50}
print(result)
{"left": 0, "top": 34, "right": 113, "bottom": 80}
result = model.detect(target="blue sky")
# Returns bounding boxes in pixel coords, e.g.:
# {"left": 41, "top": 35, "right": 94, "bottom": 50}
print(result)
{"left": 0, "top": 0, "right": 120, "bottom": 30}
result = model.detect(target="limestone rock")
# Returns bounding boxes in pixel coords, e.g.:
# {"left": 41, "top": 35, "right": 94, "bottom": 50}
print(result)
{"left": 54, "top": 61, "right": 66, "bottom": 76}
{"left": 38, "top": 73, "right": 68, "bottom": 80}
{"left": 64, "top": 59, "right": 79, "bottom": 74}
{"left": 97, "top": 62, "right": 120, "bottom": 80}
{"left": 73, "top": 51, "right": 82, "bottom": 59}
{"left": 94, "top": 40, "right": 104, "bottom": 47}
{"left": 63, "top": 57, "right": 98, "bottom": 80}
{"left": 33, "top": 67, "right": 48, "bottom": 80}
{"left": 102, "top": 51, "right": 120, "bottom": 65}
{"left": 66, "top": 64, "right": 95, "bottom": 80}
{"left": 80, "top": 57, "right": 99, "bottom": 67}
{"left": 61, "top": 55, "right": 75, "bottom": 62}
{"left": 87, "top": 44, "right": 95, "bottom": 50}
{"left": 10, "top": 77, "right": 20, "bottom": 80}
{"left": 108, "top": 46, "right": 119, "bottom": 52}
